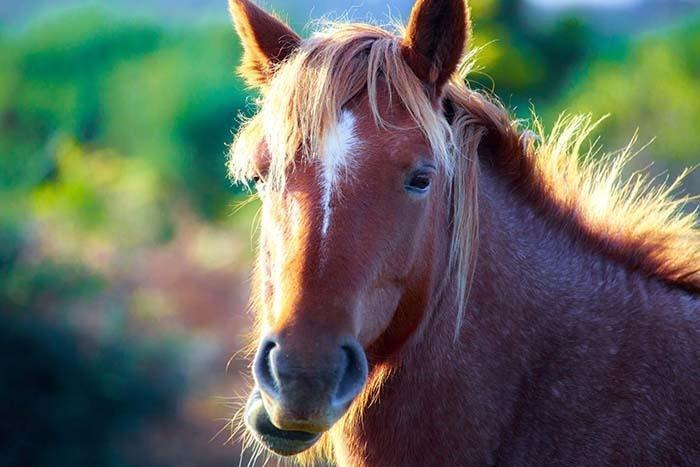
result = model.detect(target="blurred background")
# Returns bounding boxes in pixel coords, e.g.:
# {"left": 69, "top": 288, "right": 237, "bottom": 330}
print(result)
{"left": 1, "top": 0, "right": 698, "bottom": 465}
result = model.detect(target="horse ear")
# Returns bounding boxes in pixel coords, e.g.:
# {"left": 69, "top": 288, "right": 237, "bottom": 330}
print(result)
{"left": 401, "top": 0, "right": 470, "bottom": 98}
{"left": 228, "top": 0, "right": 301, "bottom": 86}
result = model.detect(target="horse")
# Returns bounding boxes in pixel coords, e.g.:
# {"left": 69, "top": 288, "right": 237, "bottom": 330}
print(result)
{"left": 225, "top": 0, "right": 700, "bottom": 465}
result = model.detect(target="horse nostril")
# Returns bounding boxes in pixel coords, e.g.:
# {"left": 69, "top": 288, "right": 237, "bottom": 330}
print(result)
{"left": 333, "top": 341, "right": 369, "bottom": 409}
{"left": 253, "top": 338, "right": 280, "bottom": 399}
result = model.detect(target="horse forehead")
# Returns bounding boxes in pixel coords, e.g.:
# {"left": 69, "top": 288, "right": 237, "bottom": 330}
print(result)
{"left": 316, "top": 102, "right": 422, "bottom": 175}
{"left": 312, "top": 106, "right": 425, "bottom": 198}
{"left": 322, "top": 110, "right": 360, "bottom": 174}
{"left": 317, "top": 110, "right": 361, "bottom": 237}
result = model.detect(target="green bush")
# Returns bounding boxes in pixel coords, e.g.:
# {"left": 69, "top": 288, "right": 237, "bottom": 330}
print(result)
{"left": 0, "top": 10, "right": 247, "bottom": 223}
{"left": 556, "top": 13, "right": 700, "bottom": 163}
{"left": 0, "top": 220, "right": 185, "bottom": 467}
{"left": 0, "top": 313, "right": 184, "bottom": 467}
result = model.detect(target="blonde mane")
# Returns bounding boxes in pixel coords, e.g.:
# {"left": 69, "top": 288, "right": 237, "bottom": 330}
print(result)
{"left": 520, "top": 114, "right": 700, "bottom": 291}
{"left": 229, "top": 22, "right": 700, "bottom": 346}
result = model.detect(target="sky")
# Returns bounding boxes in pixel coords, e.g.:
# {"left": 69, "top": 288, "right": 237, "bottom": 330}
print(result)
{"left": 0, "top": 0, "right": 662, "bottom": 28}
{"left": 530, "top": 0, "right": 641, "bottom": 6}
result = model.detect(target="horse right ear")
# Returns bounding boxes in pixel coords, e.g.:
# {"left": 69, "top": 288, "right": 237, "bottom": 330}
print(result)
{"left": 228, "top": 0, "right": 301, "bottom": 87}
{"left": 401, "top": 0, "right": 470, "bottom": 99}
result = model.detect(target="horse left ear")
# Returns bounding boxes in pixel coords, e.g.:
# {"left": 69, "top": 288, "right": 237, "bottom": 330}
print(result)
{"left": 228, "top": 0, "right": 301, "bottom": 87}
{"left": 401, "top": 0, "right": 470, "bottom": 98}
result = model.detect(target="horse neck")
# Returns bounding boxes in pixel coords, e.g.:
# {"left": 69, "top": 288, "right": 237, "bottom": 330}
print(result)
{"left": 413, "top": 160, "right": 622, "bottom": 360}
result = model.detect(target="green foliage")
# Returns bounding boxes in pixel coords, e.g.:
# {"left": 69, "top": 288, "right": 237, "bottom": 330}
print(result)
{"left": 99, "top": 26, "right": 246, "bottom": 217}
{"left": 0, "top": 313, "right": 184, "bottom": 467}
{"left": 3, "top": 259, "right": 102, "bottom": 313}
{"left": 0, "top": 216, "right": 183, "bottom": 467}
{"left": 556, "top": 13, "right": 700, "bottom": 163}
{"left": 0, "top": 10, "right": 247, "bottom": 225}
{"left": 0, "top": 13, "right": 205, "bottom": 466}
{"left": 0, "top": 10, "right": 163, "bottom": 198}
{"left": 31, "top": 138, "right": 174, "bottom": 247}
{"left": 468, "top": 0, "right": 595, "bottom": 111}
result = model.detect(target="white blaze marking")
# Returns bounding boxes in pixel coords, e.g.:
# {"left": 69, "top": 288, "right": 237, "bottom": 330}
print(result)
{"left": 319, "top": 110, "right": 359, "bottom": 237}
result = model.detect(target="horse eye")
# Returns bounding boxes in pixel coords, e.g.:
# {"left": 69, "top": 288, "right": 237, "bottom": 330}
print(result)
{"left": 405, "top": 172, "right": 431, "bottom": 193}
{"left": 250, "top": 173, "right": 266, "bottom": 186}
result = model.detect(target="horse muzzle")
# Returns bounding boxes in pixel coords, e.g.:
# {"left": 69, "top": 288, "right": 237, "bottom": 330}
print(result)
{"left": 244, "top": 336, "right": 368, "bottom": 456}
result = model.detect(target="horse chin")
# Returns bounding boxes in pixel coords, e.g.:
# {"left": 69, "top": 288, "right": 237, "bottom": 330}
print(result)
{"left": 244, "top": 391, "right": 322, "bottom": 456}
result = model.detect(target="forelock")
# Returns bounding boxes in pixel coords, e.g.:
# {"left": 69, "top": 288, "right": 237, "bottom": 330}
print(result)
{"left": 228, "top": 22, "right": 455, "bottom": 192}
